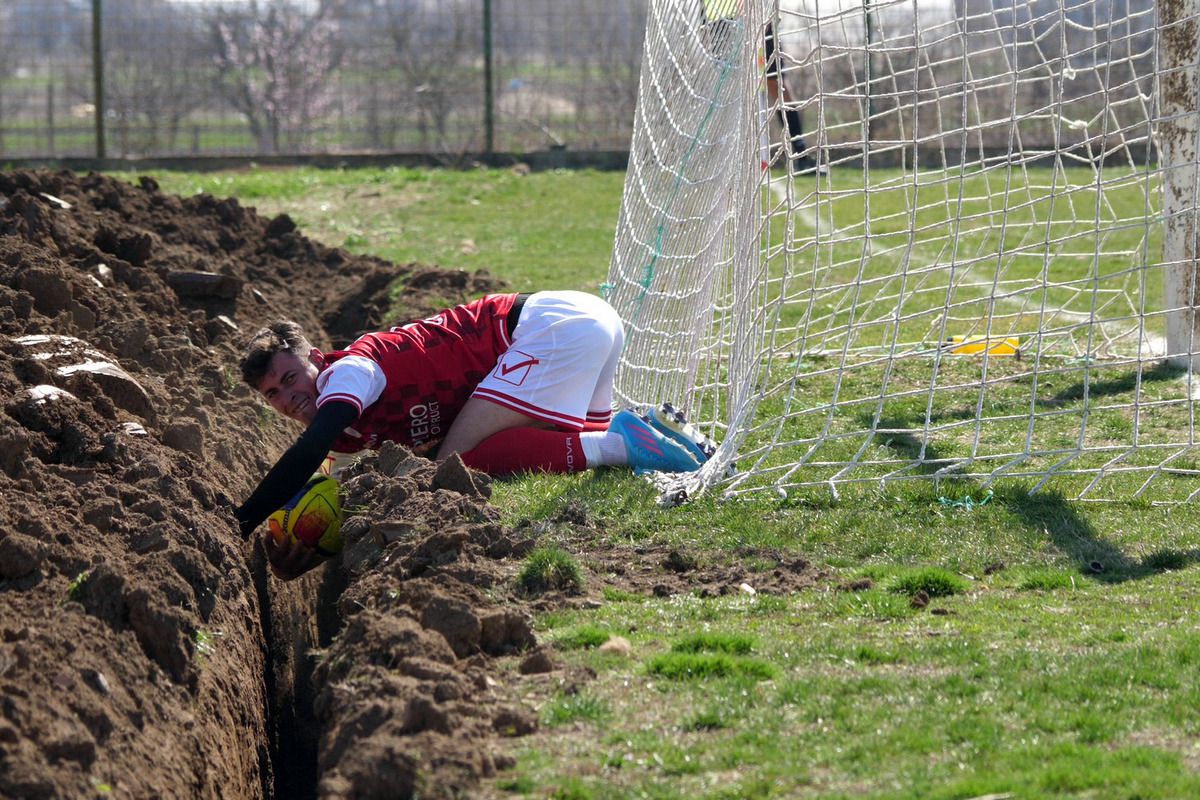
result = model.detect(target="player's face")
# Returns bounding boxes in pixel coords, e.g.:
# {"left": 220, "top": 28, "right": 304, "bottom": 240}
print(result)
{"left": 259, "top": 350, "right": 320, "bottom": 425}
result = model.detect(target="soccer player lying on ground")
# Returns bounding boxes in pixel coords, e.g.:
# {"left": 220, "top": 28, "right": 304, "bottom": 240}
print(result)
{"left": 234, "top": 290, "right": 713, "bottom": 580}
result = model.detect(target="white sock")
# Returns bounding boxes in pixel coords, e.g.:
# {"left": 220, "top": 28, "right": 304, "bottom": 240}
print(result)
{"left": 580, "top": 431, "right": 629, "bottom": 466}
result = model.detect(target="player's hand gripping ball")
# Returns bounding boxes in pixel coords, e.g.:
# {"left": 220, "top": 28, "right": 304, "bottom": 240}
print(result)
{"left": 268, "top": 475, "right": 342, "bottom": 556}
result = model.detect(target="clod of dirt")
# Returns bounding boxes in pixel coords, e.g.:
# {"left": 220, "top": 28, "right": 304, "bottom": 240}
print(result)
{"left": 162, "top": 421, "right": 205, "bottom": 456}
{"left": 552, "top": 500, "right": 590, "bottom": 526}
{"left": 598, "top": 636, "right": 633, "bottom": 657}
{"left": 663, "top": 548, "right": 698, "bottom": 573}
{"left": 518, "top": 648, "right": 557, "bottom": 675}
{"left": 0, "top": 533, "right": 46, "bottom": 580}
{"left": 492, "top": 707, "right": 538, "bottom": 737}
{"left": 164, "top": 270, "right": 242, "bottom": 300}
{"left": 420, "top": 595, "right": 483, "bottom": 658}
{"left": 480, "top": 610, "right": 537, "bottom": 655}
{"left": 432, "top": 453, "right": 492, "bottom": 498}
{"left": 837, "top": 577, "right": 874, "bottom": 592}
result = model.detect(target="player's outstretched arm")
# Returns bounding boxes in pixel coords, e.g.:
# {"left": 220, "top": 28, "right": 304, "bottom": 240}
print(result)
{"left": 235, "top": 400, "right": 359, "bottom": 579}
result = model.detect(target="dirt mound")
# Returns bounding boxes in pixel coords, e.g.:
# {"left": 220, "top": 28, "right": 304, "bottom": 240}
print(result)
{"left": 305, "top": 444, "right": 542, "bottom": 798}
{"left": 0, "top": 168, "right": 503, "bottom": 799}
{"left": 306, "top": 445, "right": 824, "bottom": 798}
{"left": 0, "top": 169, "right": 823, "bottom": 799}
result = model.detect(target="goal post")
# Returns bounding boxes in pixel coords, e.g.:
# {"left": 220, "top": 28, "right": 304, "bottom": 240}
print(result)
{"left": 605, "top": 0, "right": 767, "bottom": 488}
{"left": 607, "top": 0, "right": 1200, "bottom": 503}
{"left": 1161, "top": 0, "right": 1200, "bottom": 370}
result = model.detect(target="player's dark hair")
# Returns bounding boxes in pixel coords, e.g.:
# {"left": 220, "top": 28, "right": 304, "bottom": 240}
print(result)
{"left": 239, "top": 320, "right": 311, "bottom": 388}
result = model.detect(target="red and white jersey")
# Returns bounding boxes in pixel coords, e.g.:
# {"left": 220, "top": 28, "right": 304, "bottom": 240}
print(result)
{"left": 314, "top": 293, "right": 519, "bottom": 453}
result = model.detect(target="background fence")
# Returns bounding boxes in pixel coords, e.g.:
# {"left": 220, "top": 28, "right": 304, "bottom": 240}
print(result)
{"left": 0, "top": 0, "right": 1162, "bottom": 162}
{"left": 0, "top": 0, "right": 646, "bottom": 160}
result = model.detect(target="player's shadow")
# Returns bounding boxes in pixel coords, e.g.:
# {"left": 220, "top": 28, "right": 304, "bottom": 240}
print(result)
{"left": 870, "top": 415, "right": 1200, "bottom": 583}
{"left": 996, "top": 487, "right": 1200, "bottom": 582}
{"left": 871, "top": 420, "right": 960, "bottom": 477}
{"left": 1037, "top": 360, "right": 1184, "bottom": 410}
{"left": 916, "top": 360, "right": 1184, "bottom": 424}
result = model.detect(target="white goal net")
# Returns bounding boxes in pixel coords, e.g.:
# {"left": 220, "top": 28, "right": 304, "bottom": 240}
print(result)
{"left": 607, "top": 0, "right": 1200, "bottom": 502}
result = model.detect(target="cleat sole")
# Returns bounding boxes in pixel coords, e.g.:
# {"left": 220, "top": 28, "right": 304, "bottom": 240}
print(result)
{"left": 646, "top": 404, "right": 718, "bottom": 461}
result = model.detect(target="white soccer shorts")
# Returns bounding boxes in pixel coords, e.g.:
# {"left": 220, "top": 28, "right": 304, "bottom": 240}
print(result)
{"left": 472, "top": 290, "right": 624, "bottom": 430}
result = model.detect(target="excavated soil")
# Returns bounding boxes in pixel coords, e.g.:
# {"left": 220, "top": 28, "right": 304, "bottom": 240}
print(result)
{"left": 0, "top": 169, "right": 822, "bottom": 799}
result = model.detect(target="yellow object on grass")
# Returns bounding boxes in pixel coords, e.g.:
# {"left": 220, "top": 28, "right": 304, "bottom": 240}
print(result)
{"left": 946, "top": 336, "right": 1020, "bottom": 357}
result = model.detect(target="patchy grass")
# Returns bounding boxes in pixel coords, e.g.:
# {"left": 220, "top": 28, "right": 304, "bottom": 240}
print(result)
{"left": 1142, "top": 548, "right": 1191, "bottom": 572}
{"left": 552, "top": 625, "right": 613, "bottom": 650}
{"left": 192, "top": 628, "right": 221, "bottom": 660}
{"left": 683, "top": 705, "right": 739, "bottom": 732}
{"left": 543, "top": 692, "right": 611, "bottom": 727}
{"left": 66, "top": 570, "right": 89, "bottom": 602}
{"left": 1015, "top": 567, "right": 1078, "bottom": 591}
{"left": 885, "top": 567, "right": 970, "bottom": 598}
{"left": 647, "top": 652, "right": 776, "bottom": 681}
{"left": 601, "top": 586, "right": 646, "bottom": 603}
{"left": 670, "top": 632, "right": 755, "bottom": 656}
{"left": 517, "top": 546, "right": 584, "bottom": 596}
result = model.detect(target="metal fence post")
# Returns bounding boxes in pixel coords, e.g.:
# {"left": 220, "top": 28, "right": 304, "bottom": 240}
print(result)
{"left": 46, "top": 83, "right": 55, "bottom": 154}
{"left": 92, "top": 0, "right": 106, "bottom": 159}
{"left": 483, "top": 0, "right": 494, "bottom": 157}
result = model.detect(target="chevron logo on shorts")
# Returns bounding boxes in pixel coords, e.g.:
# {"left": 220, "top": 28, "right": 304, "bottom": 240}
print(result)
{"left": 493, "top": 350, "right": 540, "bottom": 386}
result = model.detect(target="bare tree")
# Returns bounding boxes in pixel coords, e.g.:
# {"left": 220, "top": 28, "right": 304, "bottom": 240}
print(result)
{"left": 11, "top": 0, "right": 85, "bottom": 54}
{"left": 3, "top": 0, "right": 88, "bottom": 157}
{"left": 211, "top": 0, "right": 346, "bottom": 154}
{"left": 327, "top": 1, "right": 405, "bottom": 151}
{"left": 377, "top": 0, "right": 481, "bottom": 153}
{"left": 576, "top": 0, "right": 646, "bottom": 148}
{"left": 69, "top": 0, "right": 212, "bottom": 156}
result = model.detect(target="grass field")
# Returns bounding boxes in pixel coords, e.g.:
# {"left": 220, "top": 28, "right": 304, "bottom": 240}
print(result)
{"left": 770, "top": 165, "right": 1163, "bottom": 352}
{"left": 133, "top": 165, "right": 1200, "bottom": 798}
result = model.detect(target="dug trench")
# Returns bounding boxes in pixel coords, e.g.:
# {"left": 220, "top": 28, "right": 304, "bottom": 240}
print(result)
{"left": 0, "top": 169, "right": 822, "bottom": 799}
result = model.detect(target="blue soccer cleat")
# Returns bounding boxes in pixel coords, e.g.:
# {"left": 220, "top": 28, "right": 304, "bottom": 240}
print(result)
{"left": 609, "top": 409, "right": 701, "bottom": 474}
{"left": 644, "top": 402, "right": 717, "bottom": 464}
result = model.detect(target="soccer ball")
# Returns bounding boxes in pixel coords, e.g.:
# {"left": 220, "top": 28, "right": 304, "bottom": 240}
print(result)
{"left": 268, "top": 475, "right": 343, "bottom": 556}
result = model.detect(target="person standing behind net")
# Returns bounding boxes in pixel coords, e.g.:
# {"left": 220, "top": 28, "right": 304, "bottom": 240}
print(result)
{"left": 764, "top": 17, "right": 820, "bottom": 173}
{"left": 700, "top": 1, "right": 819, "bottom": 173}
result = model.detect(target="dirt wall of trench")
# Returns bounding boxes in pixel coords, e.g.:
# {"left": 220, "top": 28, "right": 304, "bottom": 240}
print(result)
{"left": 0, "top": 168, "right": 507, "bottom": 799}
